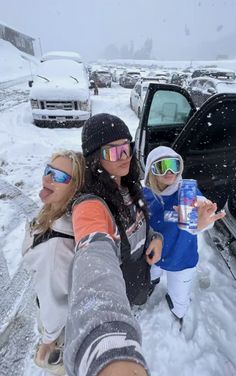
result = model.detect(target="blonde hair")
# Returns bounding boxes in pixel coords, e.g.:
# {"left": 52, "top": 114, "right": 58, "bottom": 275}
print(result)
{"left": 32, "top": 150, "right": 85, "bottom": 235}
{"left": 147, "top": 155, "right": 182, "bottom": 194}
{"left": 147, "top": 171, "right": 163, "bottom": 194}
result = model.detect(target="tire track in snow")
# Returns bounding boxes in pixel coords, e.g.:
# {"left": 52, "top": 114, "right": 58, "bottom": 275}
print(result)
{"left": 0, "top": 178, "right": 39, "bottom": 374}
{"left": 0, "top": 87, "right": 29, "bottom": 113}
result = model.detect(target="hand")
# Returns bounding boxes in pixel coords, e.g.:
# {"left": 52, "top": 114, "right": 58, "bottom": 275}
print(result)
{"left": 174, "top": 199, "right": 226, "bottom": 231}
{"left": 145, "top": 238, "right": 162, "bottom": 265}
{"left": 196, "top": 199, "right": 226, "bottom": 230}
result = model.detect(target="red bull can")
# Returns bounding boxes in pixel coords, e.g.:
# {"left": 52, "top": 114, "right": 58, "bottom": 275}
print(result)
{"left": 178, "top": 179, "right": 198, "bottom": 230}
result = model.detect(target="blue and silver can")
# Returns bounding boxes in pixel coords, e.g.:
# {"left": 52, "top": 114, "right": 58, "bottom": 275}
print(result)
{"left": 178, "top": 179, "right": 198, "bottom": 230}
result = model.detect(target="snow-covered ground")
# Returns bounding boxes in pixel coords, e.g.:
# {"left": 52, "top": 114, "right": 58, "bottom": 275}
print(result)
{"left": 0, "top": 42, "right": 236, "bottom": 376}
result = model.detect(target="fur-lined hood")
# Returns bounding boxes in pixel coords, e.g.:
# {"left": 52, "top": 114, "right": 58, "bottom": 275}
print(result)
{"left": 144, "top": 146, "right": 184, "bottom": 196}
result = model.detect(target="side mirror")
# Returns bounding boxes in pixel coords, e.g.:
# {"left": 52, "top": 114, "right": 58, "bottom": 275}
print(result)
{"left": 207, "top": 87, "right": 216, "bottom": 94}
{"left": 28, "top": 80, "right": 33, "bottom": 88}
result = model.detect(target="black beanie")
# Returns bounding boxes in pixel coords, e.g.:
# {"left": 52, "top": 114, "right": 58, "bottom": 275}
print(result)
{"left": 82, "top": 113, "right": 132, "bottom": 157}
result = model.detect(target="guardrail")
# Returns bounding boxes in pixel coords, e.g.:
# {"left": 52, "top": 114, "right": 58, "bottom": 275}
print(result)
{"left": 0, "top": 75, "right": 32, "bottom": 89}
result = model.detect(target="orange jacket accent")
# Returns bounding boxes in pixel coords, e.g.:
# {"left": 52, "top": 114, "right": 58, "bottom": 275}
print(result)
{"left": 72, "top": 200, "right": 115, "bottom": 242}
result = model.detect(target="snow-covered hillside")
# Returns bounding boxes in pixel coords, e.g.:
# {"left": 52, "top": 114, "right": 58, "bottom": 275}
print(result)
{"left": 0, "top": 39, "right": 39, "bottom": 85}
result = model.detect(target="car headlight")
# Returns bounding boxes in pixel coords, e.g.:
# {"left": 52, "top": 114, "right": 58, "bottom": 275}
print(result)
{"left": 78, "top": 100, "right": 89, "bottom": 111}
{"left": 30, "top": 99, "right": 39, "bottom": 109}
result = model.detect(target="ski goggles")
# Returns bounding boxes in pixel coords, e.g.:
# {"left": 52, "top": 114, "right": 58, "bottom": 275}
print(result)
{"left": 101, "top": 141, "right": 133, "bottom": 162}
{"left": 151, "top": 158, "right": 181, "bottom": 176}
{"left": 44, "top": 164, "right": 72, "bottom": 184}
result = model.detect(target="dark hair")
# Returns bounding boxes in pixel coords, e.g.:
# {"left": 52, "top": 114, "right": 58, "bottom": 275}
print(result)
{"left": 82, "top": 150, "right": 149, "bottom": 228}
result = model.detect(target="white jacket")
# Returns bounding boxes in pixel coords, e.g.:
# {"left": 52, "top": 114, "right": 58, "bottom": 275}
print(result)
{"left": 22, "top": 215, "right": 75, "bottom": 343}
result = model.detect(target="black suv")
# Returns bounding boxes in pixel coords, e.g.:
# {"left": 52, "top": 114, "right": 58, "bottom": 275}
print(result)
{"left": 135, "top": 83, "right": 236, "bottom": 258}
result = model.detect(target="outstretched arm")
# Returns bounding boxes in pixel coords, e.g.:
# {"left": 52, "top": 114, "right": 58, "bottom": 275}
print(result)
{"left": 64, "top": 201, "right": 149, "bottom": 376}
{"left": 64, "top": 235, "right": 149, "bottom": 376}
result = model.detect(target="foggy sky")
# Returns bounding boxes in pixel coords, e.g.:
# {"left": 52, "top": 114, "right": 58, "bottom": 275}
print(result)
{"left": 0, "top": 0, "right": 235, "bottom": 61}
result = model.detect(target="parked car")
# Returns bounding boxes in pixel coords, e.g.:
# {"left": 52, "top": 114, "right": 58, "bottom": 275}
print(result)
{"left": 191, "top": 67, "right": 235, "bottom": 80}
{"left": 29, "top": 59, "right": 91, "bottom": 128}
{"left": 41, "top": 50, "right": 83, "bottom": 63}
{"left": 130, "top": 78, "right": 161, "bottom": 118}
{"left": 187, "top": 77, "right": 236, "bottom": 107}
{"left": 112, "top": 67, "right": 124, "bottom": 82}
{"left": 146, "top": 70, "right": 170, "bottom": 83}
{"left": 119, "top": 69, "right": 141, "bottom": 88}
{"left": 170, "top": 72, "right": 192, "bottom": 87}
{"left": 90, "top": 68, "right": 112, "bottom": 87}
{"left": 135, "top": 83, "right": 236, "bottom": 259}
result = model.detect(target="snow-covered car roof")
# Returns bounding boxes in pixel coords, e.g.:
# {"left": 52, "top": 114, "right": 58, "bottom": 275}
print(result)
{"left": 95, "top": 69, "right": 111, "bottom": 74}
{"left": 41, "top": 51, "right": 83, "bottom": 63}
{"left": 30, "top": 59, "right": 89, "bottom": 100}
{"left": 147, "top": 70, "right": 169, "bottom": 77}
{"left": 141, "top": 79, "right": 165, "bottom": 87}
{"left": 192, "top": 67, "right": 235, "bottom": 79}
{"left": 192, "top": 76, "right": 236, "bottom": 90}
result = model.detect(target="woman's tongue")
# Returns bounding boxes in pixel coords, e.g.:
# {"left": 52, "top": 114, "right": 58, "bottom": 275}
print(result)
{"left": 39, "top": 187, "right": 54, "bottom": 200}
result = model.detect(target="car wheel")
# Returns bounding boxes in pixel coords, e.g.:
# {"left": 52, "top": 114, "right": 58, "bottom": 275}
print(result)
{"left": 34, "top": 120, "right": 47, "bottom": 128}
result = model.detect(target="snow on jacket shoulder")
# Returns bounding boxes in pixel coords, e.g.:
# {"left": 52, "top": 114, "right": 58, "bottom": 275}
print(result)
{"left": 64, "top": 198, "right": 150, "bottom": 376}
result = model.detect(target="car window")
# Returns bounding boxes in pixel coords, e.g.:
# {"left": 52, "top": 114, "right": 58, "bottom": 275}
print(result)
{"left": 203, "top": 81, "right": 215, "bottom": 90}
{"left": 196, "top": 79, "right": 206, "bottom": 88}
{"left": 147, "top": 90, "right": 192, "bottom": 126}
{"left": 188, "top": 102, "right": 236, "bottom": 151}
{"left": 189, "top": 80, "right": 198, "bottom": 89}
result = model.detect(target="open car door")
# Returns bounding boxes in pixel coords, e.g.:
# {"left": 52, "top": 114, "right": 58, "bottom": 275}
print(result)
{"left": 135, "top": 83, "right": 196, "bottom": 171}
{"left": 135, "top": 83, "right": 236, "bottom": 210}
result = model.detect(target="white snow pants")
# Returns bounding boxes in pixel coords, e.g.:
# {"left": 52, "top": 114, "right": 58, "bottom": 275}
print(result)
{"left": 151, "top": 265, "right": 196, "bottom": 318}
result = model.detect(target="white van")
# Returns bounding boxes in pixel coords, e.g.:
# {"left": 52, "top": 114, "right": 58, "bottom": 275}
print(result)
{"left": 29, "top": 59, "right": 91, "bottom": 128}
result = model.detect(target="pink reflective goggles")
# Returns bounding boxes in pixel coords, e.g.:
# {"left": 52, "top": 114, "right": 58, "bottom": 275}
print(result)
{"left": 101, "top": 141, "right": 133, "bottom": 162}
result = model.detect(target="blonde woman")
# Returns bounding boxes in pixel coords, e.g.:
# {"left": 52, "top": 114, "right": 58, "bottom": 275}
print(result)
{"left": 22, "top": 150, "right": 85, "bottom": 376}
{"left": 143, "top": 146, "right": 225, "bottom": 325}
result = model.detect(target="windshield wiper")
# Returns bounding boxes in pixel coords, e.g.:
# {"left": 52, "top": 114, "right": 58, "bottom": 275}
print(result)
{"left": 36, "top": 75, "right": 50, "bottom": 82}
{"left": 70, "top": 76, "right": 79, "bottom": 84}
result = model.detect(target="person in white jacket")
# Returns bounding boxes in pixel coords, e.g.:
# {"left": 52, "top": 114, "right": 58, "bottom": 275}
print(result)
{"left": 22, "top": 150, "right": 85, "bottom": 375}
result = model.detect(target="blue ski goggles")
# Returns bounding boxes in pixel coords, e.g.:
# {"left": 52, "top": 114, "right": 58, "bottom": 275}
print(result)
{"left": 151, "top": 158, "right": 181, "bottom": 176}
{"left": 44, "top": 164, "right": 72, "bottom": 184}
